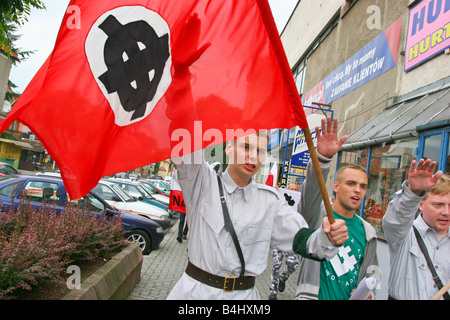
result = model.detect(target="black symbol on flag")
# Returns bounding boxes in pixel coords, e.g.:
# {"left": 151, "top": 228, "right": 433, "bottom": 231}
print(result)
{"left": 98, "top": 15, "right": 170, "bottom": 121}
{"left": 284, "top": 193, "right": 295, "bottom": 206}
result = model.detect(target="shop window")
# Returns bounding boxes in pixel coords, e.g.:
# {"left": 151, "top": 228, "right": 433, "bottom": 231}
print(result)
{"left": 423, "top": 134, "right": 442, "bottom": 169}
{"left": 338, "top": 148, "right": 369, "bottom": 169}
{"left": 339, "top": 137, "right": 418, "bottom": 236}
{"left": 363, "top": 138, "right": 417, "bottom": 234}
{"left": 418, "top": 128, "right": 450, "bottom": 173}
{"left": 446, "top": 139, "right": 450, "bottom": 173}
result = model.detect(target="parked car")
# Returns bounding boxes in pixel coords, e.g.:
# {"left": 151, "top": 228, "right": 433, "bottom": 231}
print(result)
{"left": 0, "top": 162, "right": 20, "bottom": 176}
{"left": 148, "top": 179, "right": 171, "bottom": 195}
{"left": 139, "top": 179, "right": 170, "bottom": 198}
{"left": 0, "top": 175, "right": 165, "bottom": 254}
{"left": 105, "top": 178, "right": 169, "bottom": 211}
{"left": 93, "top": 180, "right": 174, "bottom": 231}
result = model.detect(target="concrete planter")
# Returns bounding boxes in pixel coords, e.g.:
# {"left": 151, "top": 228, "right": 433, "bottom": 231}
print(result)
{"left": 62, "top": 243, "right": 143, "bottom": 300}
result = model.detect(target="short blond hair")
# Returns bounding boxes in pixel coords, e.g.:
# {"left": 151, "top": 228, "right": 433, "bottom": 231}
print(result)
{"left": 335, "top": 164, "right": 367, "bottom": 182}
{"left": 424, "top": 174, "right": 450, "bottom": 200}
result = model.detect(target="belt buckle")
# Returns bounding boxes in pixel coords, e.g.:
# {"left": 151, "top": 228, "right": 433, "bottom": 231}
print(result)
{"left": 223, "top": 277, "right": 236, "bottom": 292}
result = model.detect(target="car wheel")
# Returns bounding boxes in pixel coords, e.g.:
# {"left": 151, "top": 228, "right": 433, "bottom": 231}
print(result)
{"left": 126, "top": 229, "right": 151, "bottom": 255}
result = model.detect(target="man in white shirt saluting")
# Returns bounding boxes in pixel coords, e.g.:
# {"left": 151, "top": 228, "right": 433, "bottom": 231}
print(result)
{"left": 167, "top": 130, "right": 349, "bottom": 300}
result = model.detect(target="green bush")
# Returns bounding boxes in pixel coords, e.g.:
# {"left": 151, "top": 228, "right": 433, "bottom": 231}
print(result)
{"left": 0, "top": 200, "right": 127, "bottom": 299}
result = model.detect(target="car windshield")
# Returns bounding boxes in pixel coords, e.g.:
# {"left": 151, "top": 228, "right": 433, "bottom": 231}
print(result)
{"left": 69, "top": 193, "right": 106, "bottom": 212}
{"left": 152, "top": 181, "right": 168, "bottom": 191}
{"left": 109, "top": 183, "right": 134, "bottom": 202}
{"left": 137, "top": 184, "right": 154, "bottom": 199}
{"left": 0, "top": 175, "right": 18, "bottom": 182}
{"left": 140, "top": 182, "right": 157, "bottom": 195}
{"left": 161, "top": 181, "right": 171, "bottom": 189}
{"left": 0, "top": 164, "right": 18, "bottom": 174}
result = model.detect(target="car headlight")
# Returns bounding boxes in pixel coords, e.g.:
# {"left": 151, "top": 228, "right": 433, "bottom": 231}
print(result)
{"left": 160, "top": 214, "right": 169, "bottom": 221}
{"left": 156, "top": 227, "right": 164, "bottom": 233}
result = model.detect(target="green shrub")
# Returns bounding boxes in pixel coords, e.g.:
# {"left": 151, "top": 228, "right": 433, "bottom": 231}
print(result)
{"left": 0, "top": 200, "right": 127, "bottom": 299}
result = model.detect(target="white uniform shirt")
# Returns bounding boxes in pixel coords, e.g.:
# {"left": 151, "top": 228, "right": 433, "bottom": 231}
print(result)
{"left": 383, "top": 181, "right": 450, "bottom": 300}
{"left": 167, "top": 157, "right": 336, "bottom": 300}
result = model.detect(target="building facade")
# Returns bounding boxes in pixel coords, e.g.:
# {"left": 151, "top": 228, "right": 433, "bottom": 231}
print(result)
{"left": 278, "top": 0, "right": 449, "bottom": 298}
{"left": 280, "top": 0, "right": 449, "bottom": 235}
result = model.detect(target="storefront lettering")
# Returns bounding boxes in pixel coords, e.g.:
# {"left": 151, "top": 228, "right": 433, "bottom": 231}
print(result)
{"left": 409, "top": 22, "right": 450, "bottom": 61}
{"left": 405, "top": 0, "right": 450, "bottom": 71}
{"left": 411, "top": 0, "right": 450, "bottom": 35}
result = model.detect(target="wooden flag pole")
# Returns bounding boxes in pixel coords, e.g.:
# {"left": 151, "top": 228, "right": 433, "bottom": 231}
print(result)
{"left": 303, "top": 127, "right": 335, "bottom": 224}
{"left": 432, "top": 281, "right": 450, "bottom": 300}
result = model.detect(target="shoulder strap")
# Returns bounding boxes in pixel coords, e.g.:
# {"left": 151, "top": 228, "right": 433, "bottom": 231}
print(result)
{"left": 413, "top": 226, "right": 450, "bottom": 300}
{"left": 216, "top": 174, "right": 246, "bottom": 277}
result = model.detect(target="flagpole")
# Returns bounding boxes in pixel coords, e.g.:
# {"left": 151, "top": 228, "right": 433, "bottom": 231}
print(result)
{"left": 303, "top": 127, "right": 335, "bottom": 224}
{"left": 431, "top": 281, "right": 450, "bottom": 300}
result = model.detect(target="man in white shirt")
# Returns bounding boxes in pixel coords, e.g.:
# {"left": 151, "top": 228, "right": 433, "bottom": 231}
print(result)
{"left": 167, "top": 131, "right": 348, "bottom": 300}
{"left": 383, "top": 159, "right": 450, "bottom": 300}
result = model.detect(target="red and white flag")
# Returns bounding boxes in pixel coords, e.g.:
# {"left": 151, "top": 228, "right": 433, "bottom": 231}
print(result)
{"left": 0, "top": 0, "right": 307, "bottom": 199}
{"left": 169, "top": 170, "right": 185, "bottom": 213}
{"left": 265, "top": 162, "right": 278, "bottom": 187}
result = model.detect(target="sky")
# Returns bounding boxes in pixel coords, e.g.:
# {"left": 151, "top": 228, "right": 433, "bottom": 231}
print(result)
{"left": 8, "top": 0, "right": 298, "bottom": 94}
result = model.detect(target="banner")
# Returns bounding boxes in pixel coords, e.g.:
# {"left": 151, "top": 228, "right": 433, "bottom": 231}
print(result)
{"left": 303, "top": 18, "right": 402, "bottom": 106}
{"left": 169, "top": 170, "right": 185, "bottom": 213}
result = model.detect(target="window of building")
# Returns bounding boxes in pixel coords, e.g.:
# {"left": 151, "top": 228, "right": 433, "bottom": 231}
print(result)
{"left": 293, "top": 59, "right": 307, "bottom": 95}
{"left": 338, "top": 137, "right": 418, "bottom": 236}
{"left": 447, "top": 138, "right": 450, "bottom": 173}
{"left": 418, "top": 127, "right": 450, "bottom": 173}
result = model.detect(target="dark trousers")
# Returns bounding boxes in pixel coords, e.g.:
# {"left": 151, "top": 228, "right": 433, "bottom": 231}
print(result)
{"left": 178, "top": 213, "right": 188, "bottom": 237}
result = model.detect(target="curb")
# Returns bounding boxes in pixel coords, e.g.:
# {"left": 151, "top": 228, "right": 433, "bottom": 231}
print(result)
{"left": 62, "top": 243, "right": 143, "bottom": 300}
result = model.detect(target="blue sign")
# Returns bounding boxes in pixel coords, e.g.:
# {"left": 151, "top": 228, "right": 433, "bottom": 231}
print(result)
{"left": 290, "top": 127, "right": 319, "bottom": 170}
{"left": 303, "top": 19, "right": 402, "bottom": 106}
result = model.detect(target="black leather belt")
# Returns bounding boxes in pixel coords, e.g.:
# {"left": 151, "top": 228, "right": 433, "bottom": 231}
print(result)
{"left": 185, "top": 262, "right": 255, "bottom": 292}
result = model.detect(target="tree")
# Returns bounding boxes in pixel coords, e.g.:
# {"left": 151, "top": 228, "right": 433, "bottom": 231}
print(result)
{"left": 3, "top": 22, "right": 34, "bottom": 63}
{"left": 0, "top": 0, "right": 46, "bottom": 47}
{"left": 6, "top": 80, "right": 20, "bottom": 101}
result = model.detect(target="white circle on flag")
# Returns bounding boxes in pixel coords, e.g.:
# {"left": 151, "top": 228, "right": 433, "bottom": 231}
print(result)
{"left": 85, "top": 6, "right": 172, "bottom": 126}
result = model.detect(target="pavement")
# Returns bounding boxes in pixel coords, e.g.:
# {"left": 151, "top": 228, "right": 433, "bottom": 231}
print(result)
{"left": 129, "top": 223, "right": 299, "bottom": 300}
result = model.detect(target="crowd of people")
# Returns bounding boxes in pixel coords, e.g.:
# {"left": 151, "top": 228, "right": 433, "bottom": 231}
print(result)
{"left": 168, "top": 117, "right": 449, "bottom": 300}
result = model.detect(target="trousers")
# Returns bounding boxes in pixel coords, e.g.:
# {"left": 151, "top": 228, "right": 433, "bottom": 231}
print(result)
{"left": 270, "top": 249, "right": 300, "bottom": 294}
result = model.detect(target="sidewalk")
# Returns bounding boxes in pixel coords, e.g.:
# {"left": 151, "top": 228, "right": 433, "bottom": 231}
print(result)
{"left": 129, "top": 225, "right": 299, "bottom": 300}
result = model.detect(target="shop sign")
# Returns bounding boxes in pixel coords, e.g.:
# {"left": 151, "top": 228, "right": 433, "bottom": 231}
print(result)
{"left": 290, "top": 127, "right": 318, "bottom": 170}
{"left": 290, "top": 114, "right": 325, "bottom": 171}
{"left": 405, "top": 0, "right": 450, "bottom": 71}
{"left": 279, "top": 160, "right": 290, "bottom": 188}
{"left": 302, "top": 19, "right": 402, "bottom": 106}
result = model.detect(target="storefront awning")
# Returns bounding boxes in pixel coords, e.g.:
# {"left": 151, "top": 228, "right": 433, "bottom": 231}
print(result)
{"left": 0, "top": 138, "right": 33, "bottom": 149}
{"left": 342, "top": 86, "right": 450, "bottom": 151}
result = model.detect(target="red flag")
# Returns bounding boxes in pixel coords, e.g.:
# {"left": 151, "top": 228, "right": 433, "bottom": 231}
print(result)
{"left": 0, "top": 0, "right": 307, "bottom": 199}
{"left": 168, "top": 170, "right": 185, "bottom": 213}
{"left": 265, "top": 162, "right": 278, "bottom": 187}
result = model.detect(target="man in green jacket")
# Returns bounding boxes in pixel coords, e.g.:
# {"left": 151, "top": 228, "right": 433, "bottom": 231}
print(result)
{"left": 294, "top": 117, "right": 380, "bottom": 300}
